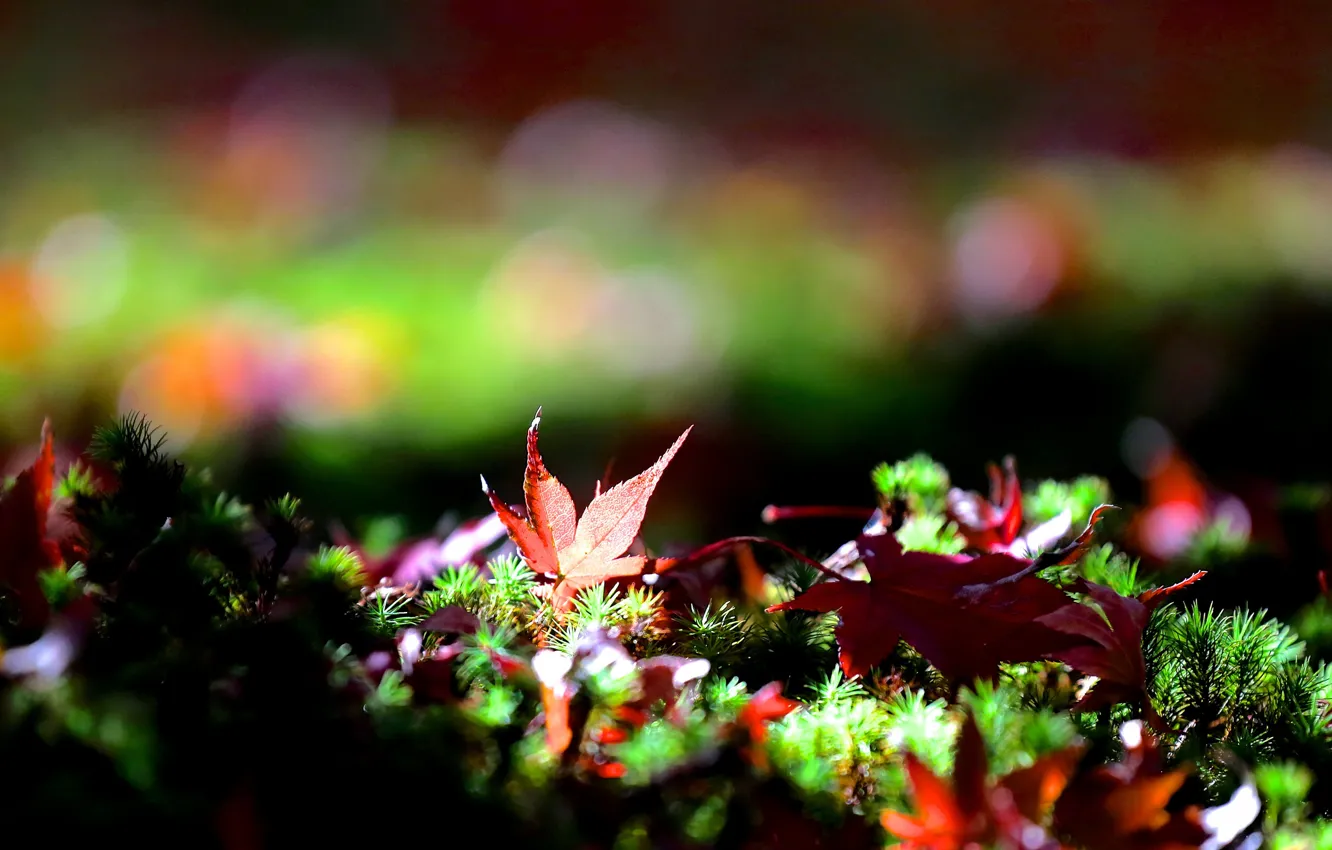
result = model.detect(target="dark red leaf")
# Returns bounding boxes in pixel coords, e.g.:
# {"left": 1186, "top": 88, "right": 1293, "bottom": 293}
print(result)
{"left": 744, "top": 780, "right": 882, "bottom": 850}
{"left": 881, "top": 712, "right": 1082, "bottom": 850}
{"left": 623, "top": 654, "right": 710, "bottom": 726}
{"left": 1042, "top": 504, "right": 1119, "bottom": 567}
{"left": 998, "top": 746, "right": 1085, "bottom": 825}
{"left": 652, "top": 535, "right": 840, "bottom": 580}
{"left": 405, "top": 653, "right": 462, "bottom": 704}
{"left": 0, "top": 593, "right": 97, "bottom": 682}
{"left": 947, "top": 456, "right": 1023, "bottom": 552}
{"left": 736, "top": 681, "right": 801, "bottom": 767}
{"left": 331, "top": 513, "right": 507, "bottom": 586}
{"left": 1041, "top": 582, "right": 1152, "bottom": 713}
{"left": 761, "top": 504, "right": 877, "bottom": 523}
{"left": 1053, "top": 721, "right": 1212, "bottom": 850}
{"left": 0, "top": 420, "right": 60, "bottom": 631}
{"left": 768, "top": 532, "right": 1090, "bottom": 681}
{"left": 1040, "top": 573, "right": 1205, "bottom": 717}
{"left": 418, "top": 605, "right": 480, "bottom": 635}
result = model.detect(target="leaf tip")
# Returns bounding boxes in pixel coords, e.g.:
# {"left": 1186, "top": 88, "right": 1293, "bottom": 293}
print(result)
{"left": 661, "top": 424, "right": 694, "bottom": 460}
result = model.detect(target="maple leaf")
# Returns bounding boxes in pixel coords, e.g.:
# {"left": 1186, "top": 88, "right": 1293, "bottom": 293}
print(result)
{"left": 734, "top": 681, "right": 801, "bottom": 768}
{"left": 947, "top": 457, "right": 1094, "bottom": 559}
{"left": 615, "top": 654, "right": 711, "bottom": 726}
{"left": 0, "top": 420, "right": 61, "bottom": 631}
{"left": 418, "top": 605, "right": 480, "bottom": 635}
{"left": 738, "top": 681, "right": 801, "bottom": 741}
{"left": 1136, "top": 571, "right": 1207, "bottom": 610}
{"left": 534, "top": 628, "right": 709, "bottom": 772}
{"left": 881, "top": 711, "right": 1084, "bottom": 850}
{"left": 331, "top": 512, "right": 507, "bottom": 586}
{"left": 1052, "top": 720, "right": 1259, "bottom": 850}
{"left": 946, "top": 456, "right": 1024, "bottom": 553}
{"left": 390, "top": 628, "right": 465, "bottom": 704}
{"left": 483, "top": 410, "right": 690, "bottom": 611}
{"left": 767, "top": 532, "right": 1088, "bottom": 681}
{"left": 1039, "top": 573, "right": 1207, "bottom": 718}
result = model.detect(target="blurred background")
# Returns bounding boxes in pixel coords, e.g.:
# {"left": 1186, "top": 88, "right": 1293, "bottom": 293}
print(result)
{"left": 3, "top": 0, "right": 1332, "bottom": 551}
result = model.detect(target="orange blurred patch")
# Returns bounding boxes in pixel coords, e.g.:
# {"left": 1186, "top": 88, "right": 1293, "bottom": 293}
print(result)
{"left": 0, "top": 263, "right": 46, "bottom": 363}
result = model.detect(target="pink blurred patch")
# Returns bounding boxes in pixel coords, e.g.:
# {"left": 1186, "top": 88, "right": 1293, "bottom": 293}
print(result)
{"left": 1139, "top": 502, "right": 1206, "bottom": 561}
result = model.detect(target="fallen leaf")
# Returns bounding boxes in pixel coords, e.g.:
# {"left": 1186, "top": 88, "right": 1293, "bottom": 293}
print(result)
{"left": 331, "top": 512, "right": 508, "bottom": 586}
{"left": 881, "top": 712, "right": 1082, "bottom": 850}
{"left": 998, "top": 745, "right": 1086, "bottom": 825}
{"left": 1039, "top": 573, "right": 1207, "bottom": 718}
{"left": 947, "top": 456, "right": 1024, "bottom": 553}
{"left": 948, "top": 459, "right": 1115, "bottom": 561}
{"left": 1053, "top": 720, "right": 1214, "bottom": 850}
{"left": 418, "top": 605, "right": 480, "bottom": 635}
{"left": 0, "top": 593, "right": 97, "bottom": 684}
{"left": 484, "top": 410, "right": 690, "bottom": 611}
{"left": 622, "top": 654, "right": 710, "bottom": 726}
{"left": 1046, "top": 505, "right": 1119, "bottom": 567}
{"left": 0, "top": 420, "right": 61, "bottom": 631}
{"left": 736, "top": 681, "right": 801, "bottom": 767}
{"left": 744, "top": 778, "right": 882, "bottom": 850}
{"left": 767, "top": 532, "right": 1089, "bottom": 681}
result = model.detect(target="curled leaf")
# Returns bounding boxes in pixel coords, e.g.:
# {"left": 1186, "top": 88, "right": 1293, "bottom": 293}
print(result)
{"left": 947, "top": 455, "right": 1023, "bottom": 552}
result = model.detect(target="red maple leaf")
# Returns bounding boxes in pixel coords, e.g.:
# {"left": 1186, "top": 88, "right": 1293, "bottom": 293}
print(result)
{"left": 766, "top": 507, "right": 1115, "bottom": 680}
{"left": 1039, "top": 573, "right": 1206, "bottom": 720}
{"left": 417, "top": 605, "right": 481, "bottom": 636}
{"left": 483, "top": 409, "right": 690, "bottom": 611}
{"left": 881, "top": 711, "right": 1083, "bottom": 850}
{"left": 946, "top": 456, "right": 1024, "bottom": 553}
{"left": 0, "top": 420, "right": 61, "bottom": 631}
{"left": 946, "top": 456, "right": 1090, "bottom": 559}
{"left": 534, "top": 629, "right": 709, "bottom": 777}
{"left": 733, "top": 681, "right": 802, "bottom": 768}
{"left": 738, "top": 681, "right": 802, "bottom": 743}
{"left": 767, "top": 535, "right": 1087, "bottom": 681}
{"left": 610, "top": 654, "right": 711, "bottom": 728}
{"left": 1053, "top": 721, "right": 1210, "bottom": 850}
